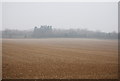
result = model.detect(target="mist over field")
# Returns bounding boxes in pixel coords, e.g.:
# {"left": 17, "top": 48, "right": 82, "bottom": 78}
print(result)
{"left": 2, "top": 2, "right": 118, "bottom": 79}
{"left": 1, "top": 27, "right": 118, "bottom": 39}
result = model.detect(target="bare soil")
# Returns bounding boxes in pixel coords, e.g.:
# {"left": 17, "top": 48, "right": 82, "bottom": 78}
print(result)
{"left": 2, "top": 38, "right": 118, "bottom": 79}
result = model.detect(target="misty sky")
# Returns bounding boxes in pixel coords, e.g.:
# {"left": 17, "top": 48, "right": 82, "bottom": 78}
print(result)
{"left": 2, "top": 2, "right": 118, "bottom": 32}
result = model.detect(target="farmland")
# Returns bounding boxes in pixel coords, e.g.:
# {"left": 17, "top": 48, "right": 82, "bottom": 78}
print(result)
{"left": 2, "top": 38, "right": 118, "bottom": 79}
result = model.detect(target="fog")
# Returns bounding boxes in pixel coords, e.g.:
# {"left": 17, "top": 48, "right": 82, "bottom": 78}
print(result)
{"left": 2, "top": 2, "right": 118, "bottom": 32}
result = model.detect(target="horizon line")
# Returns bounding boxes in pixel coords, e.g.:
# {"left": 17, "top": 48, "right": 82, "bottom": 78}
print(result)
{"left": 0, "top": 28, "right": 118, "bottom": 33}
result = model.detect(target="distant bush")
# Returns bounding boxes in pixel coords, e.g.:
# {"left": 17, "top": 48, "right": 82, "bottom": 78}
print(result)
{"left": 1, "top": 26, "right": 118, "bottom": 39}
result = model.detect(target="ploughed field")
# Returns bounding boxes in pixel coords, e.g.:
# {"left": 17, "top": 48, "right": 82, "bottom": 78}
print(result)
{"left": 2, "top": 38, "right": 118, "bottom": 79}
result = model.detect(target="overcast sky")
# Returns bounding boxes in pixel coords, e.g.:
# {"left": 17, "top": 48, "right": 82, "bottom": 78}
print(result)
{"left": 2, "top": 2, "right": 118, "bottom": 32}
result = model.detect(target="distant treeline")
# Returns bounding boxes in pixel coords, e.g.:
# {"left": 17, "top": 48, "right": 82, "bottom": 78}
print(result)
{"left": 1, "top": 25, "right": 118, "bottom": 39}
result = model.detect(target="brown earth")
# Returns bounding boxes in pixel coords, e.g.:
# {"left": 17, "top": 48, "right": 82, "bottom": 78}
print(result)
{"left": 2, "top": 38, "right": 118, "bottom": 79}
